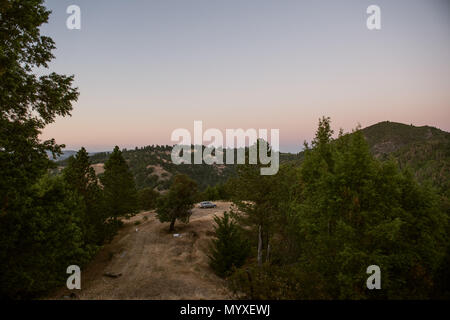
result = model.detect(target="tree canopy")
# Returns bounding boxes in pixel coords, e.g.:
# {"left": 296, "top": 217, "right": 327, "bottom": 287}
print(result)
{"left": 156, "top": 174, "right": 198, "bottom": 232}
{"left": 0, "top": 0, "right": 82, "bottom": 298}
{"left": 226, "top": 117, "right": 449, "bottom": 299}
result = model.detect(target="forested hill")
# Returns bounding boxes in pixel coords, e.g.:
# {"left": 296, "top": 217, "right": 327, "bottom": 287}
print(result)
{"left": 361, "top": 121, "right": 449, "bottom": 157}
{"left": 56, "top": 121, "right": 449, "bottom": 192}
{"left": 57, "top": 146, "right": 299, "bottom": 191}
{"left": 360, "top": 121, "right": 450, "bottom": 195}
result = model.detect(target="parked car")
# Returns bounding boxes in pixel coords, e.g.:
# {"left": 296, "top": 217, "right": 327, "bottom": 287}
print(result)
{"left": 199, "top": 201, "right": 217, "bottom": 209}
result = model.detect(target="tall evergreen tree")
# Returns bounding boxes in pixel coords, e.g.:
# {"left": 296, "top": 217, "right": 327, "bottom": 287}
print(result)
{"left": 209, "top": 212, "right": 250, "bottom": 277}
{"left": 63, "top": 147, "right": 108, "bottom": 244}
{"left": 230, "top": 140, "right": 281, "bottom": 265}
{"left": 101, "top": 146, "right": 138, "bottom": 225}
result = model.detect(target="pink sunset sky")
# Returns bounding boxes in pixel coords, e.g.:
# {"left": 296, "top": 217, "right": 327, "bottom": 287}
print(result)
{"left": 40, "top": 0, "right": 450, "bottom": 153}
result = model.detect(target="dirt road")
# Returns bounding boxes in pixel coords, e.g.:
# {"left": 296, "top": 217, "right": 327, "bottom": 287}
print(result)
{"left": 51, "top": 201, "right": 234, "bottom": 300}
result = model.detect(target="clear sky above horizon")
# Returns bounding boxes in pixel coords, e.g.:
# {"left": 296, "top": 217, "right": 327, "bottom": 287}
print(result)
{"left": 40, "top": 0, "right": 450, "bottom": 153}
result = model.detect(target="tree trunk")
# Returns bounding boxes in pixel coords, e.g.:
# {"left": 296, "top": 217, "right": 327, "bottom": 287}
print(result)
{"left": 257, "top": 225, "right": 263, "bottom": 266}
{"left": 169, "top": 218, "right": 176, "bottom": 232}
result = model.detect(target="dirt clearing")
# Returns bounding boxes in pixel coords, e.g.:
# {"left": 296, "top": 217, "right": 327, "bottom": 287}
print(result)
{"left": 50, "top": 201, "right": 234, "bottom": 300}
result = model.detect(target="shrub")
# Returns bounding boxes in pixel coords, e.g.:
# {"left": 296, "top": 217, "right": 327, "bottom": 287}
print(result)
{"left": 209, "top": 212, "right": 250, "bottom": 277}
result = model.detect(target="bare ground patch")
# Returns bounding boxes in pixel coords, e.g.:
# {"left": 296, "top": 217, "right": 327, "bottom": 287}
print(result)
{"left": 49, "top": 201, "right": 234, "bottom": 300}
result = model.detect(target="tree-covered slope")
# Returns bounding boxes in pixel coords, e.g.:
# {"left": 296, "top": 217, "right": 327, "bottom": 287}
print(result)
{"left": 361, "top": 121, "right": 449, "bottom": 157}
{"left": 361, "top": 121, "right": 450, "bottom": 194}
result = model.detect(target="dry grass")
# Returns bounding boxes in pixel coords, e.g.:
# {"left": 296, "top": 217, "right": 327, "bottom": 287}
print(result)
{"left": 91, "top": 163, "right": 105, "bottom": 175}
{"left": 49, "top": 201, "right": 234, "bottom": 300}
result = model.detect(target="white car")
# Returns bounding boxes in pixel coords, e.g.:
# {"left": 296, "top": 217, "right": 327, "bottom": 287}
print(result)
{"left": 199, "top": 201, "right": 217, "bottom": 209}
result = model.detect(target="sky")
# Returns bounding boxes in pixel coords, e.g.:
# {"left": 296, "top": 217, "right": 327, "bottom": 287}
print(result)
{"left": 39, "top": 0, "right": 450, "bottom": 153}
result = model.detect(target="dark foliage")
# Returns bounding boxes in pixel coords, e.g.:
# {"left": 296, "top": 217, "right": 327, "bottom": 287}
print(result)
{"left": 209, "top": 212, "right": 250, "bottom": 277}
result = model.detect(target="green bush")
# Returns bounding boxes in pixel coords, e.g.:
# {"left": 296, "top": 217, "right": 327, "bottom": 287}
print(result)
{"left": 209, "top": 212, "right": 250, "bottom": 277}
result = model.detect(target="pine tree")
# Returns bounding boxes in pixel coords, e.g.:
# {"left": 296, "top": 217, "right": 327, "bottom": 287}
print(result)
{"left": 230, "top": 140, "right": 281, "bottom": 265}
{"left": 209, "top": 212, "right": 250, "bottom": 277}
{"left": 63, "top": 147, "right": 108, "bottom": 244}
{"left": 101, "top": 146, "right": 138, "bottom": 225}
